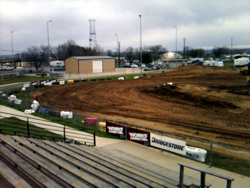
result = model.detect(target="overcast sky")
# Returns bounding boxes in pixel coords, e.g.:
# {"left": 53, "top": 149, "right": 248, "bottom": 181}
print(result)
{"left": 1, "top": 0, "right": 250, "bottom": 55}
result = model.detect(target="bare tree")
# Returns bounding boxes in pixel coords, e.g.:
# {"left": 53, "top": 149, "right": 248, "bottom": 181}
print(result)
{"left": 125, "top": 47, "right": 135, "bottom": 64}
{"left": 148, "top": 45, "right": 167, "bottom": 61}
{"left": 22, "top": 45, "right": 48, "bottom": 72}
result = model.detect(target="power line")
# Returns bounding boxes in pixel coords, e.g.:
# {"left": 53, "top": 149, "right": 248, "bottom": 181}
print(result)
{"left": 0, "top": 49, "right": 23, "bottom": 53}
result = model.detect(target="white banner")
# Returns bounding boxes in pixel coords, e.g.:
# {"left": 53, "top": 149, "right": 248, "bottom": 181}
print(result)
{"left": 23, "top": 82, "right": 30, "bottom": 88}
{"left": 151, "top": 133, "right": 186, "bottom": 155}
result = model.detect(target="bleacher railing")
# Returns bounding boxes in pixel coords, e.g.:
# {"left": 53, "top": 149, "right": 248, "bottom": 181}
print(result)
{"left": 0, "top": 111, "right": 96, "bottom": 146}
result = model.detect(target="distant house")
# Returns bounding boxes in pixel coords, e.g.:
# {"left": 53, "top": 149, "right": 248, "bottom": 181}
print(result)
{"left": 161, "top": 52, "right": 182, "bottom": 59}
{"left": 161, "top": 52, "right": 186, "bottom": 69}
{"left": 65, "top": 56, "right": 115, "bottom": 74}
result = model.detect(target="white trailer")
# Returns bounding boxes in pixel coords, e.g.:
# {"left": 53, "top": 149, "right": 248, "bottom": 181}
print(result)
{"left": 234, "top": 57, "right": 249, "bottom": 67}
{"left": 50, "top": 60, "right": 65, "bottom": 67}
{"left": 203, "top": 60, "right": 224, "bottom": 67}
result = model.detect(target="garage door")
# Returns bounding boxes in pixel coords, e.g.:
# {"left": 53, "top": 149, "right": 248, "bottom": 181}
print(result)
{"left": 93, "top": 60, "right": 103, "bottom": 73}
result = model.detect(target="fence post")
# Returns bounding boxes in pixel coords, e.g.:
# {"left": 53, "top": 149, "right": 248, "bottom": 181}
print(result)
{"left": 27, "top": 117, "right": 30, "bottom": 138}
{"left": 161, "top": 131, "right": 164, "bottom": 152}
{"left": 179, "top": 164, "right": 184, "bottom": 188}
{"left": 77, "top": 113, "right": 80, "bottom": 126}
{"left": 200, "top": 172, "right": 206, "bottom": 188}
{"left": 125, "top": 121, "right": 127, "bottom": 140}
{"left": 97, "top": 118, "right": 100, "bottom": 131}
{"left": 210, "top": 142, "right": 213, "bottom": 168}
{"left": 6, "top": 87, "right": 8, "bottom": 100}
{"left": 94, "top": 131, "right": 96, "bottom": 146}
{"left": 63, "top": 124, "right": 66, "bottom": 142}
{"left": 25, "top": 92, "right": 28, "bottom": 109}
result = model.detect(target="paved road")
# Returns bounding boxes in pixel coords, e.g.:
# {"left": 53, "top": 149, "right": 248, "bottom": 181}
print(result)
{"left": 1, "top": 105, "right": 249, "bottom": 187}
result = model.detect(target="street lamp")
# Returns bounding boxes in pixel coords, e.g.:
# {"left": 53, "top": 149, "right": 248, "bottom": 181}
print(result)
{"left": 173, "top": 26, "right": 177, "bottom": 61}
{"left": 115, "top": 34, "right": 118, "bottom": 65}
{"left": 231, "top": 37, "right": 233, "bottom": 60}
{"left": 139, "top": 14, "right": 142, "bottom": 77}
{"left": 47, "top": 20, "right": 52, "bottom": 78}
{"left": 11, "top": 31, "right": 14, "bottom": 67}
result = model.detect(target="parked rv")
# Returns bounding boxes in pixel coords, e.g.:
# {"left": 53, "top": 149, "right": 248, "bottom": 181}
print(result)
{"left": 203, "top": 60, "right": 224, "bottom": 67}
{"left": 234, "top": 57, "right": 249, "bottom": 67}
{"left": 50, "top": 60, "right": 65, "bottom": 67}
{"left": 0, "top": 65, "right": 14, "bottom": 71}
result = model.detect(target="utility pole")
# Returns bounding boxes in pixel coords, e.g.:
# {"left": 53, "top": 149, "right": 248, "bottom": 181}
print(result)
{"left": 47, "top": 20, "right": 52, "bottom": 78}
{"left": 115, "top": 34, "right": 118, "bottom": 65}
{"left": 139, "top": 14, "right": 142, "bottom": 77}
{"left": 183, "top": 38, "right": 186, "bottom": 59}
{"left": 118, "top": 41, "right": 121, "bottom": 68}
{"left": 89, "top": 19, "right": 97, "bottom": 49}
{"left": 173, "top": 26, "right": 177, "bottom": 63}
{"left": 231, "top": 37, "right": 233, "bottom": 60}
{"left": 11, "top": 31, "right": 14, "bottom": 67}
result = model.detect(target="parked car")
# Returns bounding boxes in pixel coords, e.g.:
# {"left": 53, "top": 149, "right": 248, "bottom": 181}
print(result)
{"left": 143, "top": 68, "right": 152, "bottom": 71}
{"left": 4, "top": 66, "right": 14, "bottom": 71}
{"left": 195, "top": 61, "right": 203, "bottom": 66}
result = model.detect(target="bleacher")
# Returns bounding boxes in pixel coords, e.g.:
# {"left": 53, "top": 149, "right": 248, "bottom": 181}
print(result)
{"left": 0, "top": 134, "right": 212, "bottom": 188}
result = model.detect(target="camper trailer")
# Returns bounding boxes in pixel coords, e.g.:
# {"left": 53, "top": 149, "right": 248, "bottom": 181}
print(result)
{"left": 50, "top": 60, "right": 65, "bottom": 67}
{"left": 234, "top": 57, "right": 249, "bottom": 67}
{"left": 203, "top": 59, "right": 224, "bottom": 67}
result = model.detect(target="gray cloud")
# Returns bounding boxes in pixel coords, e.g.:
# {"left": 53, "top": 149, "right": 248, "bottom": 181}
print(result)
{"left": 1, "top": 0, "right": 249, "bottom": 55}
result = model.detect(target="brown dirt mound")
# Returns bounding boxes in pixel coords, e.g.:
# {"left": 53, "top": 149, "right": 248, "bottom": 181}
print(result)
{"left": 30, "top": 66, "right": 250, "bottom": 151}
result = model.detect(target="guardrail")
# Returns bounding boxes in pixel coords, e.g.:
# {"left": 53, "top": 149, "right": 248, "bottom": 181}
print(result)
{"left": 0, "top": 111, "right": 96, "bottom": 146}
{"left": 178, "top": 162, "right": 234, "bottom": 188}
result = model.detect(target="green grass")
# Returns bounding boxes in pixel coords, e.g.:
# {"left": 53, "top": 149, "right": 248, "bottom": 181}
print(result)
{"left": 0, "top": 75, "right": 51, "bottom": 85}
{"left": 205, "top": 151, "right": 250, "bottom": 176}
{"left": 34, "top": 112, "right": 121, "bottom": 139}
{"left": 0, "top": 99, "right": 120, "bottom": 139}
{"left": 0, "top": 117, "right": 64, "bottom": 141}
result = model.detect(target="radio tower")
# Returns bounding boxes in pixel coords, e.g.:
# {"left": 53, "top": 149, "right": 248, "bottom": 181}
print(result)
{"left": 89, "top": 19, "right": 97, "bottom": 49}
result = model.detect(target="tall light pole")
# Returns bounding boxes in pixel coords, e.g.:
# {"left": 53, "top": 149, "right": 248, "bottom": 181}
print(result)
{"left": 11, "top": 31, "right": 14, "bottom": 67}
{"left": 173, "top": 26, "right": 177, "bottom": 62}
{"left": 115, "top": 34, "right": 118, "bottom": 65}
{"left": 139, "top": 14, "right": 142, "bottom": 77}
{"left": 183, "top": 38, "right": 186, "bottom": 59}
{"left": 231, "top": 37, "right": 233, "bottom": 60}
{"left": 118, "top": 41, "right": 121, "bottom": 68}
{"left": 47, "top": 20, "right": 52, "bottom": 78}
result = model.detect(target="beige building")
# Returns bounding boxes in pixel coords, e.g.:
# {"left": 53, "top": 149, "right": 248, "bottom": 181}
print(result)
{"left": 65, "top": 56, "right": 115, "bottom": 74}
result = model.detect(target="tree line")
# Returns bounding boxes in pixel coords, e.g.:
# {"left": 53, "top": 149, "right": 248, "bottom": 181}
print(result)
{"left": 14, "top": 39, "right": 247, "bottom": 71}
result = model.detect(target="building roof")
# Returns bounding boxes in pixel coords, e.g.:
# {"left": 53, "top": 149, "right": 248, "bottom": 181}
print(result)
{"left": 71, "top": 56, "right": 114, "bottom": 61}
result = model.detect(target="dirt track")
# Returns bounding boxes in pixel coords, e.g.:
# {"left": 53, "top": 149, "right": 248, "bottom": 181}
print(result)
{"left": 30, "top": 66, "right": 250, "bottom": 151}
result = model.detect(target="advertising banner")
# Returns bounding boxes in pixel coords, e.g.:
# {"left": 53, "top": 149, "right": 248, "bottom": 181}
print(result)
{"left": 151, "top": 133, "right": 186, "bottom": 155}
{"left": 31, "top": 81, "right": 38, "bottom": 86}
{"left": 23, "top": 82, "right": 30, "bottom": 88}
{"left": 127, "top": 127, "right": 150, "bottom": 146}
{"left": 106, "top": 121, "right": 125, "bottom": 138}
{"left": 39, "top": 80, "right": 47, "bottom": 85}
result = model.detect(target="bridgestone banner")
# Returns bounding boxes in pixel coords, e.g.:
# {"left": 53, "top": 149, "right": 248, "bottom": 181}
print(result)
{"left": 151, "top": 133, "right": 186, "bottom": 155}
